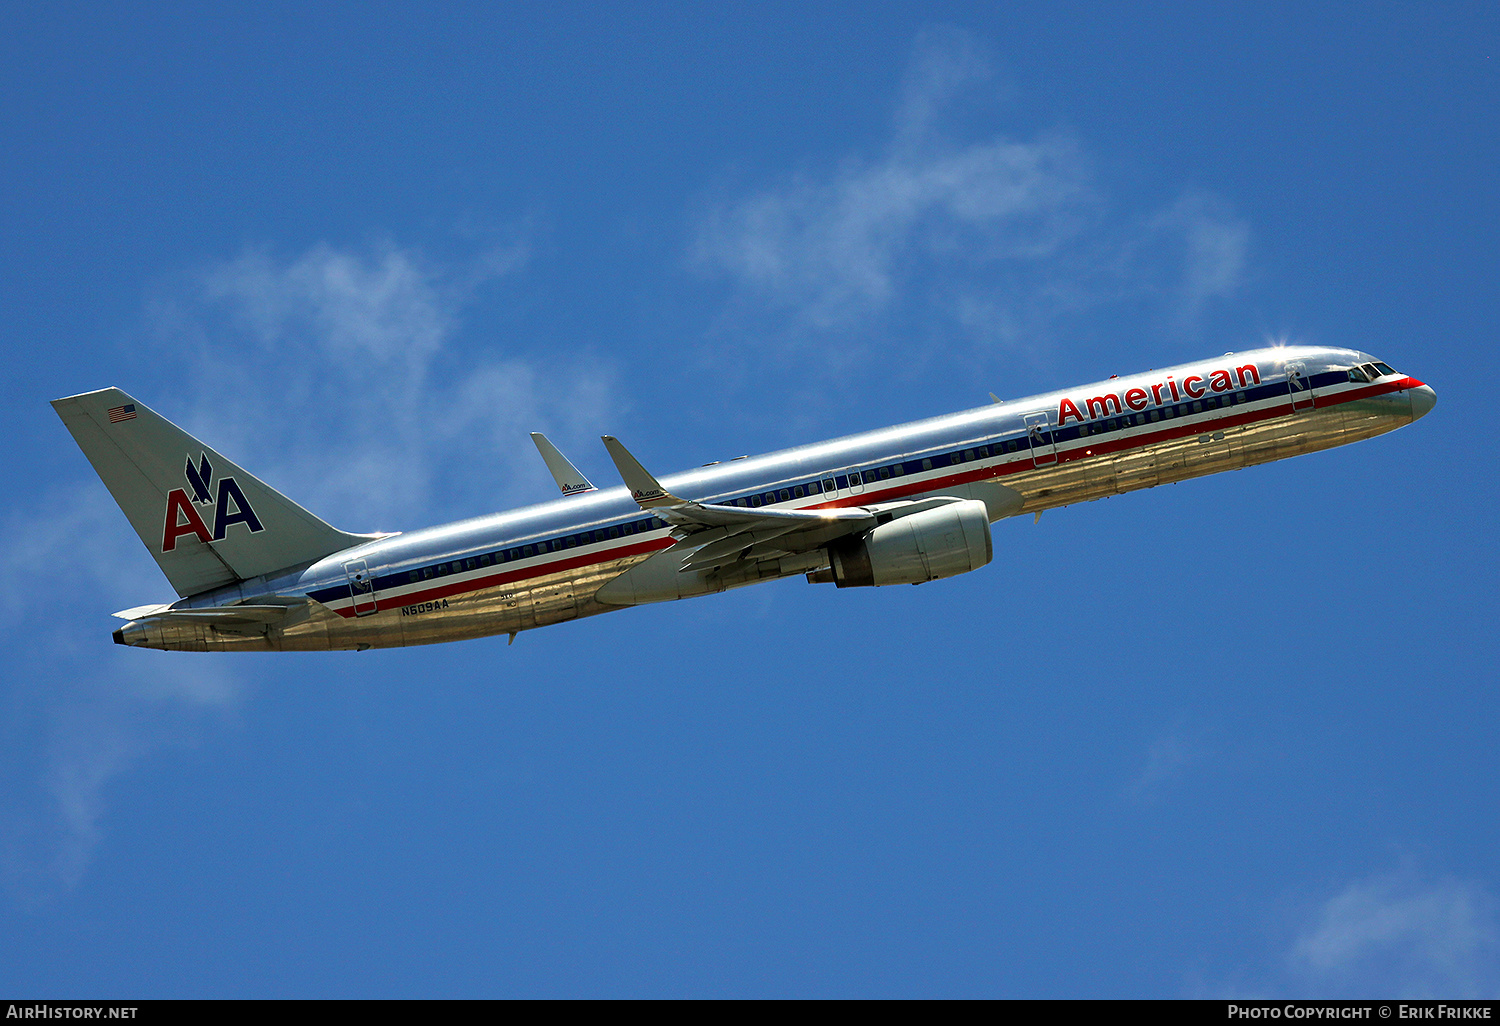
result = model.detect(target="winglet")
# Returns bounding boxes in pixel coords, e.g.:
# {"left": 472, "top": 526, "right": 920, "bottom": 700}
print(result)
{"left": 601, "top": 436, "right": 684, "bottom": 508}
{"left": 530, "top": 432, "right": 595, "bottom": 496}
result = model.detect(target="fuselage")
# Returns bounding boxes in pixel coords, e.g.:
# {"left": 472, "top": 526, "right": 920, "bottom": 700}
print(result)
{"left": 119, "top": 345, "right": 1435, "bottom": 651}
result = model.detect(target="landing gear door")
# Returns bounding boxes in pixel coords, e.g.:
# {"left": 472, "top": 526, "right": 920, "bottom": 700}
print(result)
{"left": 343, "top": 558, "right": 378, "bottom": 617}
{"left": 1024, "top": 412, "right": 1057, "bottom": 466}
{"left": 1287, "top": 360, "right": 1315, "bottom": 413}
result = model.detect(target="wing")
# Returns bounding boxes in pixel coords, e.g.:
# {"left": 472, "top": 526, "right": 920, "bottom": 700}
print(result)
{"left": 601, "top": 435, "right": 881, "bottom": 575}
{"left": 530, "top": 432, "right": 596, "bottom": 496}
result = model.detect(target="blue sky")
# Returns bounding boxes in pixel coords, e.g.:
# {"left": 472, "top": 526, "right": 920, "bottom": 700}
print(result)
{"left": 2, "top": 3, "right": 1497, "bottom": 998}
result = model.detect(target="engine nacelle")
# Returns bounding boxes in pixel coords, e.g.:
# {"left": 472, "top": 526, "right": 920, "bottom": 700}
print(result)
{"left": 825, "top": 499, "right": 992, "bottom": 587}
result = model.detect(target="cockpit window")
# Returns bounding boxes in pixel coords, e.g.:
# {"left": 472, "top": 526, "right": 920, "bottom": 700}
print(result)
{"left": 1372, "top": 362, "right": 1397, "bottom": 377}
{"left": 1347, "top": 366, "right": 1370, "bottom": 383}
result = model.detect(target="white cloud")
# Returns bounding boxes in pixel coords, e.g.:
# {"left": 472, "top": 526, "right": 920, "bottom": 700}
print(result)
{"left": 692, "top": 27, "right": 1249, "bottom": 364}
{"left": 1125, "top": 717, "right": 1203, "bottom": 803}
{"left": 1150, "top": 191, "right": 1251, "bottom": 323}
{"left": 1291, "top": 873, "right": 1499, "bottom": 997}
{"left": 152, "top": 238, "right": 615, "bottom": 528}
{"left": 6, "top": 235, "right": 611, "bottom": 897}
{"left": 0, "top": 483, "right": 248, "bottom": 898}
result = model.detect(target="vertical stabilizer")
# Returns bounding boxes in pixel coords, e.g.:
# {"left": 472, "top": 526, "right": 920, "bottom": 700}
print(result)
{"left": 52, "top": 388, "right": 375, "bottom": 597}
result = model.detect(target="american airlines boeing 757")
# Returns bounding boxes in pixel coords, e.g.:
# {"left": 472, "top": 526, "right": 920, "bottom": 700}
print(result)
{"left": 53, "top": 345, "right": 1434, "bottom": 652}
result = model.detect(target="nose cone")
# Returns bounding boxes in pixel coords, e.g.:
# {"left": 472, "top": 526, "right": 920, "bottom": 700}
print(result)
{"left": 1410, "top": 383, "right": 1437, "bottom": 421}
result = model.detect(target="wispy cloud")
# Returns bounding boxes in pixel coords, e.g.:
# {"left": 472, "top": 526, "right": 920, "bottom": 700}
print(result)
{"left": 1150, "top": 191, "right": 1251, "bottom": 325}
{"left": 691, "top": 26, "right": 1249, "bottom": 367}
{"left": 1125, "top": 716, "right": 1205, "bottom": 803}
{"left": 6, "top": 235, "right": 611, "bottom": 898}
{"left": 1291, "top": 872, "right": 1499, "bottom": 997}
{"left": 154, "top": 238, "right": 615, "bottom": 528}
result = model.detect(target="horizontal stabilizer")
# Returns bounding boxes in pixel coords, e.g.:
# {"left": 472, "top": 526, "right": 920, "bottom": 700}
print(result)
{"left": 113, "top": 597, "right": 318, "bottom": 645}
{"left": 530, "top": 432, "right": 595, "bottom": 496}
{"left": 53, "top": 388, "right": 377, "bottom": 597}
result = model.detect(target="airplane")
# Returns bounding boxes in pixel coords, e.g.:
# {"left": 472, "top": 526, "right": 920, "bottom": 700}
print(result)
{"left": 52, "top": 345, "right": 1434, "bottom": 653}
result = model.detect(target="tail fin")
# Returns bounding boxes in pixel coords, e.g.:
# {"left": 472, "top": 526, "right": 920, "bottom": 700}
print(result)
{"left": 52, "top": 388, "right": 376, "bottom": 597}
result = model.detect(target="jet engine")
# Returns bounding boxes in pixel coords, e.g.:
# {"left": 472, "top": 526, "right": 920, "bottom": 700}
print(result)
{"left": 819, "top": 499, "right": 992, "bottom": 587}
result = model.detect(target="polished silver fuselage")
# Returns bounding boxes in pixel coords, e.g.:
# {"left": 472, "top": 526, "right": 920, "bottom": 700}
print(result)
{"left": 133, "top": 345, "right": 1432, "bottom": 651}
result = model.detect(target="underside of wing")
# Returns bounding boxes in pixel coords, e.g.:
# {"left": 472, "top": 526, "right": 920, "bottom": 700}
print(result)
{"left": 661, "top": 502, "right": 876, "bottom": 573}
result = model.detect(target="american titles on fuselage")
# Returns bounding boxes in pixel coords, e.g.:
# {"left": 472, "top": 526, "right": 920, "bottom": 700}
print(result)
{"left": 1057, "top": 363, "right": 1262, "bottom": 426}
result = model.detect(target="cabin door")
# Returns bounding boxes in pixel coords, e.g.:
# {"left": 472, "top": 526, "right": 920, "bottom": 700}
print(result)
{"left": 342, "top": 558, "right": 379, "bottom": 616}
{"left": 1024, "top": 412, "right": 1057, "bottom": 466}
{"left": 1286, "top": 361, "right": 1316, "bottom": 413}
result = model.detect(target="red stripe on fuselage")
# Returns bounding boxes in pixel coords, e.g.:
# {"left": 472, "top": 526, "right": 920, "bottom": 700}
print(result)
{"left": 805, "top": 376, "right": 1418, "bottom": 510}
{"left": 333, "top": 536, "right": 676, "bottom": 617}
{"left": 331, "top": 376, "right": 1417, "bottom": 616}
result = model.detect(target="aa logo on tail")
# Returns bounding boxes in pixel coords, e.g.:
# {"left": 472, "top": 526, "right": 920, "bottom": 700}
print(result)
{"left": 162, "top": 452, "right": 264, "bottom": 552}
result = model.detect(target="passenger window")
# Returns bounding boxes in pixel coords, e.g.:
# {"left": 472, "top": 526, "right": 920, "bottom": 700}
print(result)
{"left": 409, "top": 571, "right": 420, "bottom": 583}
{"left": 1193, "top": 401, "right": 1203, "bottom": 413}
{"left": 878, "top": 468, "right": 889, "bottom": 480}
{"left": 963, "top": 450, "right": 973, "bottom": 461}
{"left": 522, "top": 547, "right": 533, "bottom": 558}
{"left": 1007, "top": 441, "right": 1018, "bottom": 452}
{"left": 922, "top": 458, "right": 933, "bottom": 471}
{"left": 793, "top": 485, "right": 804, "bottom": 498}
{"left": 977, "top": 446, "right": 988, "bottom": 458}
{"left": 951, "top": 454, "right": 962, "bottom": 465}
{"left": 822, "top": 478, "right": 835, "bottom": 492}
{"left": 1106, "top": 419, "right": 1117, "bottom": 431}
{"left": 1149, "top": 411, "right": 1159, "bottom": 422}
{"left": 1236, "top": 392, "right": 1246, "bottom": 403}
{"left": 750, "top": 494, "right": 761, "bottom": 507}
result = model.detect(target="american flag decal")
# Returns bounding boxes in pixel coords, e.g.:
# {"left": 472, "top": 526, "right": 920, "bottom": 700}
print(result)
{"left": 108, "top": 404, "right": 137, "bottom": 423}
